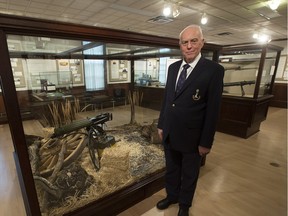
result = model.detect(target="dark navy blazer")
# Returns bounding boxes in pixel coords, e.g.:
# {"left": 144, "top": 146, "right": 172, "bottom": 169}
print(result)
{"left": 158, "top": 57, "right": 224, "bottom": 153}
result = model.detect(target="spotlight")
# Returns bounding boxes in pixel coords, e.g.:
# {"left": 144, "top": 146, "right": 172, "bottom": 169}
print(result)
{"left": 252, "top": 33, "right": 271, "bottom": 43}
{"left": 259, "top": 34, "right": 271, "bottom": 43}
{"left": 163, "top": 5, "right": 171, "bottom": 17}
{"left": 268, "top": 0, "right": 281, "bottom": 10}
{"left": 201, "top": 13, "right": 208, "bottom": 25}
{"left": 253, "top": 33, "right": 259, "bottom": 39}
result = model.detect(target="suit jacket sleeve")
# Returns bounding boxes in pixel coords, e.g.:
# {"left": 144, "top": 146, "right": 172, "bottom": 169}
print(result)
{"left": 199, "top": 63, "right": 224, "bottom": 148}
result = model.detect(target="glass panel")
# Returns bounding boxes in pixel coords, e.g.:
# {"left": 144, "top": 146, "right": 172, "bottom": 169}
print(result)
{"left": 83, "top": 43, "right": 105, "bottom": 90}
{"left": 258, "top": 48, "right": 278, "bottom": 97}
{"left": 134, "top": 50, "right": 214, "bottom": 87}
{"left": 159, "top": 57, "right": 170, "bottom": 85}
{"left": 8, "top": 35, "right": 83, "bottom": 55}
{"left": 6, "top": 34, "right": 185, "bottom": 215}
{"left": 135, "top": 58, "right": 160, "bottom": 86}
{"left": 219, "top": 49, "right": 261, "bottom": 98}
{"left": 135, "top": 59, "right": 148, "bottom": 86}
{"left": 202, "top": 50, "right": 214, "bottom": 60}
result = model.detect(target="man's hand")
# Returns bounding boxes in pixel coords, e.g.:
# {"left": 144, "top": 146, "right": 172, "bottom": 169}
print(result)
{"left": 157, "top": 128, "right": 163, "bottom": 141}
{"left": 198, "top": 146, "right": 210, "bottom": 157}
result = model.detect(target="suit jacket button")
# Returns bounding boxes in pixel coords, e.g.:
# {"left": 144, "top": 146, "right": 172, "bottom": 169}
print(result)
{"left": 172, "top": 103, "right": 175, "bottom": 107}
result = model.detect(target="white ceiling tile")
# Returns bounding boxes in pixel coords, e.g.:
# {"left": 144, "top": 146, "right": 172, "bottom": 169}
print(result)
{"left": 79, "top": 10, "right": 94, "bottom": 17}
{"left": 8, "top": 4, "right": 26, "bottom": 11}
{"left": 85, "top": 1, "right": 110, "bottom": 12}
{"left": 0, "top": 3, "right": 6, "bottom": 9}
{"left": 27, "top": 7, "right": 45, "bottom": 14}
{"left": 46, "top": 5, "right": 65, "bottom": 12}
{"left": 63, "top": 8, "right": 82, "bottom": 15}
{"left": 31, "top": 0, "right": 53, "bottom": 3}
{"left": 29, "top": 2, "right": 48, "bottom": 9}
{"left": 8, "top": 0, "right": 29, "bottom": 6}
{"left": 43, "top": 10, "right": 61, "bottom": 16}
{"left": 0, "top": 0, "right": 286, "bottom": 45}
{"left": 50, "top": 0, "right": 74, "bottom": 7}
{"left": 102, "top": 0, "right": 118, "bottom": 3}
{"left": 115, "top": 0, "right": 136, "bottom": 6}
{"left": 69, "top": 0, "right": 95, "bottom": 10}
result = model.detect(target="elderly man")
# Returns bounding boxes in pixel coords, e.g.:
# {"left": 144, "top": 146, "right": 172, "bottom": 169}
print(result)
{"left": 157, "top": 25, "right": 224, "bottom": 216}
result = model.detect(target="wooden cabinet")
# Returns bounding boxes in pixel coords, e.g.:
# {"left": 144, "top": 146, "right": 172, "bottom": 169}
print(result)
{"left": 270, "top": 83, "right": 287, "bottom": 108}
{"left": 137, "top": 86, "right": 164, "bottom": 110}
{"left": 217, "top": 44, "right": 283, "bottom": 138}
{"left": 217, "top": 95, "right": 273, "bottom": 138}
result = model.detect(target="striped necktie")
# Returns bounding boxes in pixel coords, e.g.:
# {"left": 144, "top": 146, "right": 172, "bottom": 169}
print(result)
{"left": 176, "top": 64, "right": 190, "bottom": 93}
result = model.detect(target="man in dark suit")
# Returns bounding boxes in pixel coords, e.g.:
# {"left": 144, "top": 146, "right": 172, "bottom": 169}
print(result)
{"left": 156, "top": 25, "right": 224, "bottom": 216}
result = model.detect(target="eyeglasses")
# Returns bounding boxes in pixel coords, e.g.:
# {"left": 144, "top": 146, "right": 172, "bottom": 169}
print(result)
{"left": 180, "top": 39, "right": 200, "bottom": 46}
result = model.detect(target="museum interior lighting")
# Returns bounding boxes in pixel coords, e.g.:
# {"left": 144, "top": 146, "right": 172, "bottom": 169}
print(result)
{"left": 201, "top": 13, "right": 208, "bottom": 25}
{"left": 253, "top": 33, "right": 272, "bottom": 43}
{"left": 268, "top": 0, "right": 281, "bottom": 10}
{"left": 163, "top": 4, "right": 172, "bottom": 17}
{"left": 162, "top": 3, "right": 180, "bottom": 18}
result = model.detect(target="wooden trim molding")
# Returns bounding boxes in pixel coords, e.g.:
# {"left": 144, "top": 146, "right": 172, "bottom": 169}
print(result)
{"left": 0, "top": 30, "right": 41, "bottom": 215}
{"left": 0, "top": 14, "right": 222, "bottom": 50}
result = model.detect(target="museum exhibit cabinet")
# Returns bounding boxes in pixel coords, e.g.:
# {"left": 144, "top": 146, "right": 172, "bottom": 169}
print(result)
{"left": 217, "top": 44, "right": 283, "bottom": 138}
{"left": 0, "top": 14, "right": 222, "bottom": 216}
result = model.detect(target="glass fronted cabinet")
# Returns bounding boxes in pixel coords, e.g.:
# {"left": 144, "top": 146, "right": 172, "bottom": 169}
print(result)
{"left": 1, "top": 33, "right": 167, "bottom": 216}
{"left": 217, "top": 44, "right": 283, "bottom": 138}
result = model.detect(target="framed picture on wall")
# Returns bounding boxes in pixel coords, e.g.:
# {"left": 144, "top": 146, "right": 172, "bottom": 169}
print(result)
{"left": 107, "top": 48, "right": 131, "bottom": 84}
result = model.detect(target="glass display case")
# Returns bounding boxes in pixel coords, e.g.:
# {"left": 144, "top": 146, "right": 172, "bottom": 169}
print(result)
{"left": 1, "top": 35, "right": 167, "bottom": 216}
{"left": 220, "top": 45, "right": 280, "bottom": 98}
{"left": 217, "top": 44, "right": 283, "bottom": 138}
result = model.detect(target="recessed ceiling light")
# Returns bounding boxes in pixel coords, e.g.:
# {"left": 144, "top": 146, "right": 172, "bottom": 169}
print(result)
{"left": 201, "top": 13, "right": 208, "bottom": 25}
{"left": 163, "top": 5, "right": 171, "bottom": 17}
{"left": 268, "top": 0, "right": 281, "bottom": 10}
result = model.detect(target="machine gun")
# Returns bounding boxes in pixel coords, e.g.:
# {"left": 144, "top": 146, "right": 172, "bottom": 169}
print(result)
{"left": 52, "top": 112, "right": 113, "bottom": 138}
{"left": 224, "top": 80, "right": 255, "bottom": 96}
{"left": 52, "top": 112, "right": 115, "bottom": 171}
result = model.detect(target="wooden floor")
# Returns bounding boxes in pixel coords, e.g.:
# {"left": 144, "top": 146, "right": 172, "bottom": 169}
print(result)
{"left": 0, "top": 106, "right": 287, "bottom": 216}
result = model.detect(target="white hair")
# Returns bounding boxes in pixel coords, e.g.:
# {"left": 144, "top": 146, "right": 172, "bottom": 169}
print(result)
{"left": 179, "top": 25, "right": 204, "bottom": 40}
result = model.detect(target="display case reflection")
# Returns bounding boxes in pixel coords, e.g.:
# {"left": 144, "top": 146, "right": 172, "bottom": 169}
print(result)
{"left": 219, "top": 48, "right": 278, "bottom": 98}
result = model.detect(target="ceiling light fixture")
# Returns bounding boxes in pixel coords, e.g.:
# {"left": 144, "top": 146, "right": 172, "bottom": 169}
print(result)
{"left": 268, "top": 0, "right": 281, "bottom": 10}
{"left": 201, "top": 13, "right": 208, "bottom": 25}
{"left": 253, "top": 33, "right": 271, "bottom": 43}
{"left": 163, "top": 3, "right": 180, "bottom": 18}
{"left": 163, "top": 5, "right": 172, "bottom": 17}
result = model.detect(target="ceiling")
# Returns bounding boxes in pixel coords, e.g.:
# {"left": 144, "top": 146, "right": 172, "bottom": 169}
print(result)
{"left": 0, "top": 0, "right": 287, "bottom": 46}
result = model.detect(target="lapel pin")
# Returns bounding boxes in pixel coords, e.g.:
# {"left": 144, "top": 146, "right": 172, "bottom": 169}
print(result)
{"left": 193, "top": 89, "right": 201, "bottom": 100}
